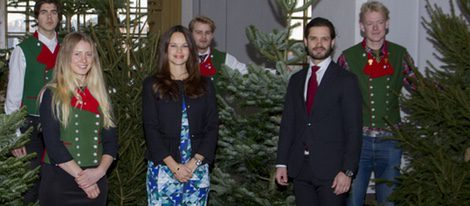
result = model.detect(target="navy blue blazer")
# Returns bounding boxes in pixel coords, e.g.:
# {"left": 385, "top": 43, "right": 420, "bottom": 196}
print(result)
{"left": 142, "top": 76, "right": 219, "bottom": 165}
{"left": 276, "top": 61, "right": 363, "bottom": 180}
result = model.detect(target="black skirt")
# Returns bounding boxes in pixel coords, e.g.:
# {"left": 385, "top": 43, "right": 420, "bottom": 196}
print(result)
{"left": 39, "top": 164, "right": 108, "bottom": 206}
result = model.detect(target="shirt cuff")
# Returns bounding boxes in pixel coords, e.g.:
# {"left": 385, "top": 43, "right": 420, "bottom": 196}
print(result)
{"left": 275, "top": 164, "right": 287, "bottom": 168}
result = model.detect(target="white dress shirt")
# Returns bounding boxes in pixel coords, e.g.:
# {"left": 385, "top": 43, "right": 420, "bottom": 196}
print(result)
{"left": 199, "top": 48, "right": 248, "bottom": 75}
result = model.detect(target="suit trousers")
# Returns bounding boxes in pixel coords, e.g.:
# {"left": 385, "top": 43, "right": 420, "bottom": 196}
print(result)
{"left": 294, "top": 157, "right": 347, "bottom": 206}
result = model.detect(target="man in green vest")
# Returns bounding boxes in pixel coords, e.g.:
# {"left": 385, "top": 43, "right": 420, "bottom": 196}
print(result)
{"left": 5, "top": 0, "right": 61, "bottom": 204}
{"left": 337, "top": 1, "right": 415, "bottom": 206}
{"left": 189, "top": 16, "right": 247, "bottom": 81}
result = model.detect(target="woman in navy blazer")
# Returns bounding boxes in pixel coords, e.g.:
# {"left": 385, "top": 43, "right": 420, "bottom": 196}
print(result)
{"left": 142, "top": 25, "right": 218, "bottom": 205}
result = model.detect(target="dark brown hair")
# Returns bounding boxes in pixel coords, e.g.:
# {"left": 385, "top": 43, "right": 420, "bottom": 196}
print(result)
{"left": 153, "top": 25, "right": 206, "bottom": 100}
{"left": 34, "top": 0, "right": 62, "bottom": 21}
{"left": 304, "top": 17, "right": 336, "bottom": 40}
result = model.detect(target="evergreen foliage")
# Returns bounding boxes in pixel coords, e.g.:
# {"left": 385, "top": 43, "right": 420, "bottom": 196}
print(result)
{"left": 209, "top": 0, "right": 314, "bottom": 205}
{"left": 0, "top": 108, "right": 38, "bottom": 205}
{"left": 390, "top": 1, "right": 470, "bottom": 205}
{"left": 85, "top": 1, "right": 156, "bottom": 205}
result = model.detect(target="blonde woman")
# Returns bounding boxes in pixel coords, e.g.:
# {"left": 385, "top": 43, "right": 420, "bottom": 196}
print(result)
{"left": 39, "top": 32, "right": 118, "bottom": 205}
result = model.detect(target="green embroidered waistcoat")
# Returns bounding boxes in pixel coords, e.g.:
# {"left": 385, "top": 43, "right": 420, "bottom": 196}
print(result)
{"left": 209, "top": 48, "right": 226, "bottom": 81}
{"left": 44, "top": 88, "right": 104, "bottom": 167}
{"left": 19, "top": 37, "right": 55, "bottom": 115}
{"left": 342, "top": 41, "right": 407, "bottom": 128}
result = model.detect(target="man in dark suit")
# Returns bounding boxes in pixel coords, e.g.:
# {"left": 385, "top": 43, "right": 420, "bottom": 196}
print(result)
{"left": 275, "top": 17, "right": 363, "bottom": 206}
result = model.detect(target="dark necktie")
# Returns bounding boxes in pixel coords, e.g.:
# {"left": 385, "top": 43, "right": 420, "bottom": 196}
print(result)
{"left": 306, "top": 65, "right": 320, "bottom": 114}
{"left": 199, "top": 54, "right": 208, "bottom": 62}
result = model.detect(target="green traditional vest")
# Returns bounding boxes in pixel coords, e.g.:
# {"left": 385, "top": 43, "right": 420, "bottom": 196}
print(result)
{"left": 210, "top": 48, "right": 227, "bottom": 81}
{"left": 342, "top": 41, "right": 407, "bottom": 128}
{"left": 19, "top": 37, "right": 55, "bottom": 115}
{"left": 44, "top": 108, "right": 104, "bottom": 167}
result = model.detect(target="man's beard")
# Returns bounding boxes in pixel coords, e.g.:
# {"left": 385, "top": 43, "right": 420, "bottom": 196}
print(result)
{"left": 309, "top": 46, "right": 333, "bottom": 60}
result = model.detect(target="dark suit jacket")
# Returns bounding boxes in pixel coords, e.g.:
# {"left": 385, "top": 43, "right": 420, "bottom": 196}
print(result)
{"left": 142, "top": 76, "right": 219, "bottom": 165}
{"left": 276, "top": 61, "right": 362, "bottom": 180}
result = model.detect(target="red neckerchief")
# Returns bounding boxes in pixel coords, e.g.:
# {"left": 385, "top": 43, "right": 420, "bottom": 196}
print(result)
{"left": 199, "top": 49, "right": 217, "bottom": 77}
{"left": 71, "top": 87, "right": 100, "bottom": 114}
{"left": 362, "top": 39, "right": 394, "bottom": 78}
{"left": 34, "top": 31, "right": 60, "bottom": 70}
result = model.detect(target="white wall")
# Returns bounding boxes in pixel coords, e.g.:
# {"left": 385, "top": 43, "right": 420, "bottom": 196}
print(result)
{"left": 182, "top": 0, "right": 456, "bottom": 71}
{"left": 183, "top": 0, "right": 284, "bottom": 66}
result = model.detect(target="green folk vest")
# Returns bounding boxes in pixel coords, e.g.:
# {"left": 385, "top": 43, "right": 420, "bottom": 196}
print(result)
{"left": 342, "top": 42, "right": 407, "bottom": 128}
{"left": 44, "top": 108, "right": 104, "bottom": 167}
{"left": 19, "top": 37, "right": 55, "bottom": 115}
{"left": 209, "top": 48, "right": 227, "bottom": 81}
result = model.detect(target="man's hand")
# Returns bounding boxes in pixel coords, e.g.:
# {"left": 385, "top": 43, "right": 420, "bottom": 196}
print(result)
{"left": 11, "top": 146, "right": 27, "bottom": 157}
{"left": 331, "top": 171, "right": 351, "bottom": 195}
{"left": 275, "top": 167, "right": 289, "bottom": 186}
{"left": 82, "top": 183, "right": 100, "bottom": 199}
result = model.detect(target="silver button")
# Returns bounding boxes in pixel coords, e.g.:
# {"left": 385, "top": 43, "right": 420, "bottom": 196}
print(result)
{"left": 96, "top": 114, "right": 100, "bottom": 118}
{"left": 75, "top": 137, "right": 79, "bottom": 141}
{"left": 386, "top": 85, "right": 390, "bottom": 89}
{"left": 93, "top": 153, "right": 97, "bottom": 156}
{"left": 77, "top": 153, "right": 80, "bottom": 157}
{"left": 372, "top": 123, "right": 376, "bottom": 127}
{"left": 370, "top": 93, "right": 374, "bottom": 97}
{"left": 95, "top": 122, "right": 99, "bottom": 126}
{"left": 369, "top": 78, "right": 373, "bottom": 81}
{"left": 386, "top": 101, "right": 389, "bottom": 104}
{"left": 94, "top": 130, "right": 98, "bottom": 133}
{"left": 75, "top": 130, "right": 79, "bottom": 133}
{"left": 94, "top": 137, "right": 98, "bottom": 141}
{"left": 307, "top": 123, "right": 312, "bottom": 126}
{"left": 76, "top": 145, "right": 80, "bottom": 149}
{"left": 371, "top": 101, "right": 375, "bottom": 104}
{"left": 93, "top": 145, "right": 98, "bottom": 149}
{"left": 372, "top": 115, "right": 376, "bottom": 119}
{"left": 37, "top": 43, "right": 41, "bottom": 46}
{"left": 371, "top": 108, "right": 375, "bottom": 112}
{"left": 75, "top": 114, "right": 79, "bottom": 118}
{"left": 370, "top": 86, "right": 374, "bottom": 89}
{"left": 94, "top": 160, "right": 98, "bottom": 163}
{"left": 78, "top": 161, "right": 81, "bottom": 164}
{"left": 387, "top": 77, "right": 391, "bottom": 81}
{"left": 75, "top": 122, "right": 79, "bottom": 126}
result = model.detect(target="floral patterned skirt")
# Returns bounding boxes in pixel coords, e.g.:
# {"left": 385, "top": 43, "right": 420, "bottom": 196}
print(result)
{"left": 147, "top": 161, "right": 210, "bottom": 206}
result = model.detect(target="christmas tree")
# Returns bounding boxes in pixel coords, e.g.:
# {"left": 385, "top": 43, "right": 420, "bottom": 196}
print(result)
{"left": 209, "top": 0, "right": 314, "bottom": 205}
{"left": 0, "top": 108, "right": 38, "bottom": 205}
{"left": 390, "top": 0, "right": 470, "bottom": 205}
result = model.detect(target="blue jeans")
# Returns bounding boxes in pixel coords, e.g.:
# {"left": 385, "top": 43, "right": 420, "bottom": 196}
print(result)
{"left": 347, "top": 136, "right": 402, "bottom": 206}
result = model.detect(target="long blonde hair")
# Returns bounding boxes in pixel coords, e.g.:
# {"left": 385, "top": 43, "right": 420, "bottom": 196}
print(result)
{"left": 46, "top": 32, "right": 114, "bottom": 128}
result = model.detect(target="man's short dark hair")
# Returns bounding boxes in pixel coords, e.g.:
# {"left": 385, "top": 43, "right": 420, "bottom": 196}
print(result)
{"left": 304, "top": 17, "right": 336, "bottom": 39}
{"left": 34, "top": 0, "right": 62, "bottom": 21}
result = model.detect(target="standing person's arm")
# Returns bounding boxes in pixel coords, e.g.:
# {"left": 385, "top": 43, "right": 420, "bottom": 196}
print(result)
{"left": 142, "top": 77, "right": 192, "bottom": 182}
{"left": 331, "top": 74, "right": 363, "bottom": 195}
{"left": 39, "top": 89, "right": 100, "bottom": 199}
{"left": 402, "top": 52, "right": 417, "bottom": 91}
{"left": 184, "top": 79, "right": 219, "bottom": 172}
{"left": 225, "top": 53, "right": 248, "bottom": 74}
{"left": 275, "top": 78, "right": 297, "bottom": 186}
{"left": 7, "top": 47, "right": 27, "bottom": 157}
